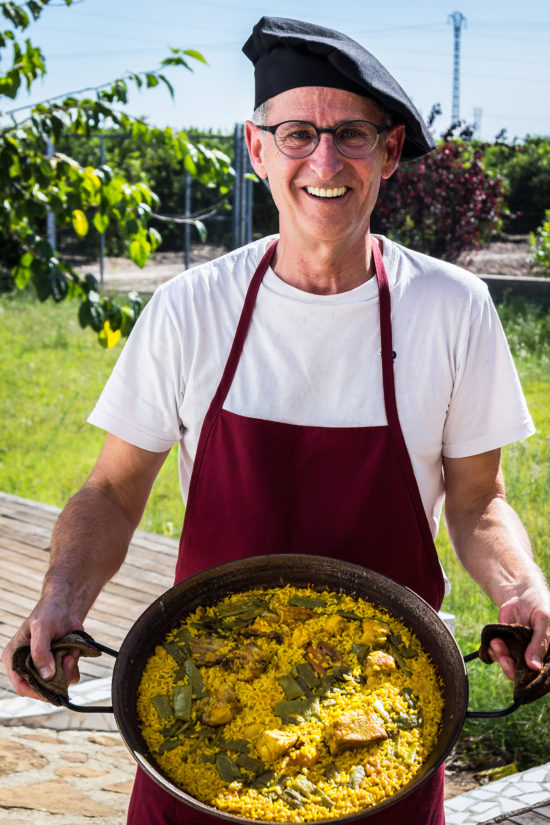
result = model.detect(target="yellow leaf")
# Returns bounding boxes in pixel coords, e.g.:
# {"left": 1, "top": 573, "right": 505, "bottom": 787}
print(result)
{"left": 99, "top": 320, "right": 121, "bottom": 349}
{"left": 71, "top": 209, "right": 89, "bottom": 237}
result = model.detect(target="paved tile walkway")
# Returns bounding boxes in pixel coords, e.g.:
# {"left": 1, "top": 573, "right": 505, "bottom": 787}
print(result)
{"left": 445, "top": 764, "right": 550, "bottom": 824}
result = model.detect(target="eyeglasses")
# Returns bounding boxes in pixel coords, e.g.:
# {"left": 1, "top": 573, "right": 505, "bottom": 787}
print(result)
{"left": 257, "top": 120, "right": 390, "bottom": 159}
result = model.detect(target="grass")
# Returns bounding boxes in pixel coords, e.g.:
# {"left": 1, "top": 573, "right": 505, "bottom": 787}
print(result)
{"left": 1, "top": 291, "right": 549, "bottom": 768}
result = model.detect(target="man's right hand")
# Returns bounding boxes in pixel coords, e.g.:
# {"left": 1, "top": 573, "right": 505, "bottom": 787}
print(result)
{"left": 1, "top": 598, "right": 84, "bottom": 702}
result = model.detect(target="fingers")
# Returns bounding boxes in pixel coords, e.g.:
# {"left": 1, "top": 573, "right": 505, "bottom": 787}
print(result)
{"left": 1, "top": 602, "right": 85, "bottom": 701}
{"left": 62, "top": 649, "right": 82, "bottom": 686}
{"left": 1, "top": 623, "right": 50, "bottom": 703}
{"left": 488, "top": 638, "right": 516, "bottom": 681}
{"left": 525, "top": 614, "right": 550, "bottom": 671}
{"left": 29, "top": 616, "right": 56, "bottom": 681}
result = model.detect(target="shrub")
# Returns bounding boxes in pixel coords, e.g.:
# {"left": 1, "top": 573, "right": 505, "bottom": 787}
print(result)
{"left": 484, "top": 137, "right": 550, "bottom": 234}
{"left": 528, "top": 209, "right": 550, "bottom": 276}
{"left": 373, "top": 139, "right": 504, "bottom": 263}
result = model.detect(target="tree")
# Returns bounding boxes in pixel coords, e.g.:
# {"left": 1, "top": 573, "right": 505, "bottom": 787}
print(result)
{"left": 373, "top": 118, "right": 504, "bottom": 263}
{"left": 0, "top": 0, "right": 234, "bottom": 346}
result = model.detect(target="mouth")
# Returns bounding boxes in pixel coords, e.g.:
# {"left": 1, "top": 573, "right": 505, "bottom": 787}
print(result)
{"left": 305, "top": 185, "right": 348, "bottom": 199}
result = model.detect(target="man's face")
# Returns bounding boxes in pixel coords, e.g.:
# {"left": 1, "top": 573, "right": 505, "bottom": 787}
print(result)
{"left": 245, "top": 86, "right": 404, "bottom": 248}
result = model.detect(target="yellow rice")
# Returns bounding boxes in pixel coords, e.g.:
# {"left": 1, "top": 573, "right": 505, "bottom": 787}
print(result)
{"left": 137, "top": 585, "right": 444, "bottom": 822}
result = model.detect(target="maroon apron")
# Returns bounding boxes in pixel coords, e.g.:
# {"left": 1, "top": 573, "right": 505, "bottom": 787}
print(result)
{"left": 128, "top": 239, "right": 446, "bottom": 825}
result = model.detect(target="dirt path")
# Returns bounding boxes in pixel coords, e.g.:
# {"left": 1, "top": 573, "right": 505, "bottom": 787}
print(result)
{"left": 70, "top": 237, "right": 533, "bottom": 295}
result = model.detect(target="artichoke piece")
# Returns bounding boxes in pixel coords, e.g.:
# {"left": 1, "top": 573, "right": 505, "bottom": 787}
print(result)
{"left": 236, "top": 753, "right": 265, "bottom": 776}
{"left": 348, "top": 764, "right": 366, "bottom": 789}
{"left": 215, "top": 752, "right": 243, "bottom": 783}
{"left": 397, "top": 732, "right": 419, "bottom": 765}
{"left": 295, "top": 661, "right": 318, "bottom": 690}
{"left": 250, "top": 770, "right": 277, "bottom": 789}
{"left": 173, "top": 684, "right": 192, "bottom": 720}
{"left": 273, "top": 696, "right": 320, "bottom": 724}
{"left": 279, "top": 674, "right": 306, "bottom": 700}
{"left": 151, "top": 694, "right": 173, "bottom": 720}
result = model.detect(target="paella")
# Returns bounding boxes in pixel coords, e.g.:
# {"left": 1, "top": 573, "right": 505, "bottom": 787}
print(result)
{"left": 137, "top": 584, "right": 444, "bottom": 822}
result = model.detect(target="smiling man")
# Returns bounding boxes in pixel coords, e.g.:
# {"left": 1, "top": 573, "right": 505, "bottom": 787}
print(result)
{"left": 4, "top": 15, "right": 550, "bottom": 825}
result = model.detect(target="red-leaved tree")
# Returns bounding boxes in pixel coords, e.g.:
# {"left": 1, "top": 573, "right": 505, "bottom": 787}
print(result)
{"left": 373, "top": 139, "right": 504, "bottom": 263}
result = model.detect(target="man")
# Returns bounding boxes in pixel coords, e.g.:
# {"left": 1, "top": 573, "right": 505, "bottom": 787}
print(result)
{"left": 4, "top": 15, "right": 549, "bottom": 825}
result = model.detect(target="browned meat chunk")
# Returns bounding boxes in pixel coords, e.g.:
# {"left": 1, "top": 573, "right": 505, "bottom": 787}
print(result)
{"left": 359, "top": 619, "right": 390, "bottom": 647}
{"left": 364, "top": 650, "right": 396, "bottom": 678}
{"left": 189, "top": 636, "right": 228, "bottom": 665}
{"left": 277, "top": 604, "right": 315, "bottom": 625}
{"left": 223, "top": 642, "right": 270, "bottom": 681}
{"left": 305, "top": 641, "right": 343, "bottom": 675}
{"left": 325, "top": 710, "right": 387, "bottom": 756}
{"left": 200, "top": 687, "right": 240, "bottom": 727}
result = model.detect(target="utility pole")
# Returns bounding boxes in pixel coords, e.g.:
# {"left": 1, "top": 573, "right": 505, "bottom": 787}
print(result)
{"left": 447, "top": 11, "right": 467, "bottom": 124}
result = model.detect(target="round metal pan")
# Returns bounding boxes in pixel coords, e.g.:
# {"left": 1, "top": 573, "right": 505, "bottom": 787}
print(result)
{"left": 110, "top": 554, "right": 469, "bottom": 823}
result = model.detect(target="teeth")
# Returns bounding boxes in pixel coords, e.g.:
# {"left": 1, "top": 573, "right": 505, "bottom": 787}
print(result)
{"left": 306, "top": 186, "right": 347, "bottom": 198}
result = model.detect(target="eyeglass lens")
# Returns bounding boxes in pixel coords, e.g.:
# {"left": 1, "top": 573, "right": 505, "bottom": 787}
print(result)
{"left": 274, "top": 121, "right": 380, "bottom": 158}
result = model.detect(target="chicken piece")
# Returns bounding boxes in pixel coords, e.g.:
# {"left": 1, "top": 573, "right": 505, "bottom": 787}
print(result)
{"left": 291, "top": 625, "right": 314, "bottom": 647}
{"left": 189, "top": 635, "right": 229, "bottom": 665}
{"left": 223, "top": 642, "right": 270, "bottom": 681}
{"left": 324, "top": 614, "right": 347, "bottom": 635}
{"left": 288, "top": 743, "right": 320, "bottom": 768}
{"left": 325, "top": 710, "right": 387, "bottom": 756}
{"left": 239, "top": 616, "right": 282, "bottom": 642}
{"left": 255, "top": 729, "right": 299, "bottom": 763}
{"left": 364, "top": 650, "right": 396, "bottom": 678}
{"left": 200, "top": 687, "right": 240, "bottom": 727}
{"left": 359, "top": 619, "right": 390, "bottom": 647}
{"left": 305, "top": 641, "right": 343, "bottom": 675}
{"left": 277, "top": 604, "right": 315, "bottom": 625}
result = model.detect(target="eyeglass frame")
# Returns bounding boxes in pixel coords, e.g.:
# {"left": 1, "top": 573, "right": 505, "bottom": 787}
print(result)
{"left": 256, "top": 119, "right": 390, "bottom": 159}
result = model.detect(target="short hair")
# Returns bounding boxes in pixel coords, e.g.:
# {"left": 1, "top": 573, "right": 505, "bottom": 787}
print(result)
{"left": 252, "top": 95, "right": 392, "bottom": 127}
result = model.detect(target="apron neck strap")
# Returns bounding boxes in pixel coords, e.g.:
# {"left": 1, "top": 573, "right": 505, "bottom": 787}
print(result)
{"left": 208, "top": 239, "right": 278, "bottom": 411}
{"left": 372, "top": 238, "right": 400, "bottom": 430}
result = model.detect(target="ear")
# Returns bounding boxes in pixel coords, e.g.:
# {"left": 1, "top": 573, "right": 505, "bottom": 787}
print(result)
{"left": 245, "top": 121, "right": 268, "bottom": 179}
{"left": 381, "top": 124, "right": 405, "bottom": 180}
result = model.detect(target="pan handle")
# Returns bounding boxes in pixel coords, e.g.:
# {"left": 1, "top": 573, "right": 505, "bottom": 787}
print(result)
{"left": 11, "top": 629, "right": 117, "bottom": 714}
{"left": 463, "top": 622, "right": 550, "bottom": 718}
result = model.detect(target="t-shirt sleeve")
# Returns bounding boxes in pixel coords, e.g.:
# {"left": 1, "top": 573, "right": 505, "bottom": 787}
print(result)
{"left": 87, "top": 288, "right": 184, "bottom": 452}
{"left": 442, "top": 294, "right": 535, "bottom": 458}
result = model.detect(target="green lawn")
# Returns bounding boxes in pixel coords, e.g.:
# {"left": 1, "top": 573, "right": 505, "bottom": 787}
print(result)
{"left": 1, "top": 291, "right": 549, "bottom": 767}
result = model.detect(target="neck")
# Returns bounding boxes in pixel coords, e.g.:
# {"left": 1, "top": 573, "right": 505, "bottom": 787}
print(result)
{"left": 271, "top": 232, "right": 378, "bottom": 295}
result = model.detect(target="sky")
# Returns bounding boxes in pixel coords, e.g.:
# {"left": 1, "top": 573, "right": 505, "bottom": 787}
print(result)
{"left": 4, "top": 0, "right": 550, "bottom": 142}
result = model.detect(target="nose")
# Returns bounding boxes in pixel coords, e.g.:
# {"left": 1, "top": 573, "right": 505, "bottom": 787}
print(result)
{"left": 307, "top": 132, "right": 345, "bottom": 178}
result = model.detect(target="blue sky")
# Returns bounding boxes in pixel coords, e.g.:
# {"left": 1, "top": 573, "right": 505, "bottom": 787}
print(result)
{"left": 6, "top": 0, "right": 550, "bottom": 142}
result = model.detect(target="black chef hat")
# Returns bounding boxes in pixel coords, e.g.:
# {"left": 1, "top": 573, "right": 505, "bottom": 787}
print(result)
{"left": 243, "top": 16, "right": 435, "bottom": 161}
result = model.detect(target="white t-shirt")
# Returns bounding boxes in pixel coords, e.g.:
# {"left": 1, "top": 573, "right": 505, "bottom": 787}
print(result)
{"left": 89, "top": 235, "right": 534, "bottom": 542}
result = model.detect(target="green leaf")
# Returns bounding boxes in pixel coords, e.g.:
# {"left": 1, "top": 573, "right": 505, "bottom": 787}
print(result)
{"left": 129, "top": 237, "right": 151, "bottom": 269}
{"left": 145, "top": 73, "right": 159, "bottom": 88}
{"left": 193, "top": 220, "right": 207, "bottom": 242}
{"left": 71, "top": 209, "right": 89, "bottom": 237}
{"left": 183, "top": 49, "right": 207, "bottom": 65}
{"left": 93, "top": 212, "right": 109, "bottom": 233}
{"left": 12, "top": 264, "right": 31, "bottom": 290}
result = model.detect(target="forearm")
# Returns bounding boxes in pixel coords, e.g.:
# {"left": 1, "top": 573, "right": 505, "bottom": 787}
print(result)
{"left": 445, "top": 494, "right": 545, "bottom": 609}
{"left": 44, "top": 482, "right": 138, "bottom": 623}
